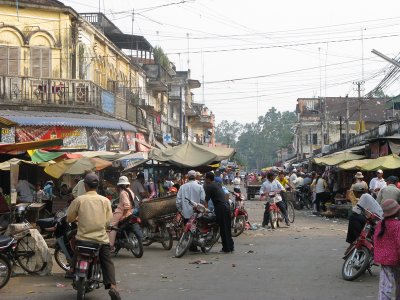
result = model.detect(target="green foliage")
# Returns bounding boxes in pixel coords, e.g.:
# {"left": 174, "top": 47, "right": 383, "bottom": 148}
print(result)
{"left": 216, "top": 108, "right": 296, "bottom": 169}
{"left": 153, "top": 46, "right": 170, "bottom": 70}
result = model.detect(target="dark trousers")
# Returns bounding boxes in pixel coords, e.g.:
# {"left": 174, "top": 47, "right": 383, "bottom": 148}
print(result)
{"left": 346, "top": 213, "right": 366, "bottom": 244}
{"left": 215, "top": 204, "right": 234, "bottom": 252}
{"left": 263, "top": 201, "right": 289, "bottom": 226}
{"left": 71, "top": 243, "right": 116, "bottom": 289}
{"left": 234, "top": 187, "right": 241, "bottom": 193}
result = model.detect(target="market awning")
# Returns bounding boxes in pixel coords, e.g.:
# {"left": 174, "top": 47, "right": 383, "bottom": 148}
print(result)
{"left": 149, "top": 141, "right": 235, "bottom": 168}
{"left": 312, "top": 152, "right": 365, "bottom": 166}
{"left": 338, "top": 154, "right": 400, "bottom": 171}
{"left": 112, "top": 152, "right": 149, "bottom": 170}
{"left": 0, "top": 139, "right": 63, "bottom": 154}
{"left": 0, "top": 116, "right": 17, "bottom": 127}
{"left": 0, "top": 158, "right": 50, "bottom": 171}
{"left": 28, "top": 149, "right": 82, "bottom": 163}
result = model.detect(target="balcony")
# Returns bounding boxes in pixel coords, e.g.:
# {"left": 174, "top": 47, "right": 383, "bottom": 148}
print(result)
{"left": 142, "top": 64, "right": 171, "bottom": 92}
{"left": 190, "top": 115, "right": 214, "bottom": 128}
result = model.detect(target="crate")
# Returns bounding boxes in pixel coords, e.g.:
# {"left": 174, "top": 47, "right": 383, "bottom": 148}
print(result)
{"left": 139, "top": 195, "right": 177, "bottom": 221}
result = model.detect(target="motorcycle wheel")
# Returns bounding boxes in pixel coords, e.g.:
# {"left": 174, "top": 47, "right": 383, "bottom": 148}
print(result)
{"left": 128, "top": 231, "right": 143, "bottom": 258}
{"left": 201, "top": 227, "right": 219, "bottom": 253}
{"left": 269, "top": 211, "right": 278, "bottom": 229}
{"left": 175, "top": 232, "right": 193, "bottom": 258}
{"left": 16, "top": 234, "right": 47, "bottom": 274}
{"left": 342, "top": 246, "right": 371, "bottom": 281}
{"left": 141, "top": 227, "right": 153, "bottom": 246}
{"left": 231, "top": 215, "right": 245, "bottom": 237}
{"left": 287, "top": 201, "right": 295, "bottom": 223}
{"left": 0, "top": 254, "right": 11, "bottom": 289}
{"left": 76, "top": 277, "right": 86, "bottom": 300}
{"left": 160, "top": 226, "right": 173, "bottom": 250}
{"left": 54, "top": 245, "right": 70, "bottom": 272}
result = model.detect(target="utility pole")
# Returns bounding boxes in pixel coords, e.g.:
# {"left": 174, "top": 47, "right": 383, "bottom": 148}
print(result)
{"left": 345, "top": 94, "right": 349, "bottom": 146}
{"left": 128, "top": 9, "right": 134, "bottom": 120}
{"left": 353, "top": 81, "right": 365, "bottom": 134}
{"left": 339, "top": 116, "right": 343, "bottom": 147}
{"left": 309, "top": 127, "right": 312, "bottom": 158}
{"left": 299, "top": 121, "right": 303, "bottom": 160}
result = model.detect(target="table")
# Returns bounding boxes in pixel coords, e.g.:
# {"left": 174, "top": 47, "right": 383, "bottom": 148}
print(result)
{"left": 26, "top": 203, "right": 47, "bottom": 223}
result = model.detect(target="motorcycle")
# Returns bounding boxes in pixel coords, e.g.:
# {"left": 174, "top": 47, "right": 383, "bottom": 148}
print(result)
{"left": 175, "top": 198, "right": 219, "bottom": 258}
{"left": 141, "top": 214, "right": 174, "bottom": 250}
{"left": 111, "top": 213, "right": 143, "bottom": 258}
{"left": 229, "top": 191, "right": 248, "bottom": 237}
{"left": 0, "top": 235, "right": 17, "bottom": 289}
{"left": 266, "top": 192, "right": 284, "bottom": 229}
{"left": 342, "top": 204, "right": 381, "bottom": 281}
{"left": 294, "top": 185, "right": 311, "bottom": 210}
{"left": 72, "top": 240, "right": 103, "bottom": 300}
{"left": 36, "top": 209, "right": 76, "bottom": 271}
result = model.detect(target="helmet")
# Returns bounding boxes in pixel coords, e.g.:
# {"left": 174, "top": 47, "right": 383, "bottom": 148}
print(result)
{"left": 117, "top": 176, "right": 130, "bottom": 186}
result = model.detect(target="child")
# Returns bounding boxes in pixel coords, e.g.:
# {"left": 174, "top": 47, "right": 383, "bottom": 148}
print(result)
{"left": 374, "top": 199, "right": 400, "bottom": 300}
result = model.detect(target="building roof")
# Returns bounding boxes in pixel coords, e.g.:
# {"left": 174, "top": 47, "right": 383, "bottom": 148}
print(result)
{"left": 0, "top": 110, "right": 136, "bottom": 132}
{"left": 2, "top": 0, "right": 66, "bottom": 8}
{"left": 297, "top": 97, "right": 387, "bottom": 123}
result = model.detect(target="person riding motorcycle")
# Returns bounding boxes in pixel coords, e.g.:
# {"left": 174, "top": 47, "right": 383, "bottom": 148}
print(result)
{"left": 260, "top": 172, "right": 290, "bottom": 227}
{"left": 66, "top": 173, "right": 121, "bottom": 300}
{"left": 108, "top": 176, "right": 134, "bottom": 252}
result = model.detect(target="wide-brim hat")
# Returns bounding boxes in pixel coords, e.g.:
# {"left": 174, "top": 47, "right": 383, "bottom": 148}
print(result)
{"left": 354, "top": 172, "right": 364, "bottom": 179}
{"left": 382, "top": 199, "right": 400, "bottom": 217}
{"left": 117, "top": 176, "right": 130, "bottom": 186}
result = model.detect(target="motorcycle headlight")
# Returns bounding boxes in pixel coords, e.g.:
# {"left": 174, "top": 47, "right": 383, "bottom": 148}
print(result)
{"left": 197, "top": 205, "right": 206, "bottom": 213}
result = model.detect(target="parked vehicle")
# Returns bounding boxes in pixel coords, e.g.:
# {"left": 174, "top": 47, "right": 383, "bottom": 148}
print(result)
{"left": 229, "top": 191, "right": 248, "bottom": 237}
{"left": 72, "top": 240, "right": 103, "bottom": 300}
{"left": 141, "top": 214, "right": 174, "bottom": 250}
{"left": 0, "top": 235, "right": 17, "bottom": 289}
{"left": 342, "top": 204, "right": 381, "bottom": 281}
{"left": 175, "top": 198, "right": 219, "bottom": 258}
{"left": 111, "top": 214, "right": 143, "bottom": 258}
{"left": 246, "top": 179, "right": 261, "bottom": 200}
{"left": 294, "top": 185, "right": 312, "bottom": 210}
{"left": 37, "top": 210, "right": 76, "bottom": 271}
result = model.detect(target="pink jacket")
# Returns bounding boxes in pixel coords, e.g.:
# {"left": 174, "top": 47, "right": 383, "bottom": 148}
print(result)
{"left": 374, "top": 219, "right": 400, "bottom": 266}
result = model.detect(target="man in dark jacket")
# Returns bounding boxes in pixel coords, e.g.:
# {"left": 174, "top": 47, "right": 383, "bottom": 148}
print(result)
{"left": 204, "top": 172, "right": 234, "bottom": 253}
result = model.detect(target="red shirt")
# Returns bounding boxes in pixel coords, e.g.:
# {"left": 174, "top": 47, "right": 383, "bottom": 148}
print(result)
{"left": 374, "top": 219, "right": 400, "bottom": 266}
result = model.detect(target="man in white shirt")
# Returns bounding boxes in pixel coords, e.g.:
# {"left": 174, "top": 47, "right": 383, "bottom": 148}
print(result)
{"left": 259, "top": 172, "right": 290, "bottom": 227}
{"left": 289, "top": 169, "right": 298, "bottom": 186}
{"left": 233, "top": 172, "right": 241, "bottom": 193}
{"left": 369, "top": 169, "right": 387, "bottom": 199}
{"left": 16, "top": 179, "right": 35, "bottom": 203}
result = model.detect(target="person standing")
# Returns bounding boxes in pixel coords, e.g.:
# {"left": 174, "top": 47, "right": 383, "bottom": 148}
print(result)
{"left": 72, "top": 170, "right": 93, "bottom": 198}
{"left": 66, "top": 173, "right": 121, "bottom": 300}
{"left": 377, "top": 176, "right": 400, "bottom": 205}
{"left": 374, "top": 199, "right": 400, "bottom": 300}
{"left": 370, "top": 169, "right": 387, "bottom": 199}
{"left": 204, "top": 172, "right": 234, "bottom": 253}
{"left": 16, "top": 178, "right": 35, "bottom": 203}
{"left": 108, "top": 176, "right": 134, "bottom": 252}
{"left": 311, "top": 173, "right": 328, "bottom": 213}
{"left": 233, "top": 172, "right": 241, "bottom": 193}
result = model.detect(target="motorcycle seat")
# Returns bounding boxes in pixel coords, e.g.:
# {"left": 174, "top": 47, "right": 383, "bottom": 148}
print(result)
{"left": 36, "top": 218, "right": 55, "bottom": 229}
{"left": 200, "top": 214, "right": 216, "bottom": 223}
{"left": 76, "top": 240, "right": 101, "bottom": 250}
{"left": 0, "top": 235, "right": 13, "bottom": 247}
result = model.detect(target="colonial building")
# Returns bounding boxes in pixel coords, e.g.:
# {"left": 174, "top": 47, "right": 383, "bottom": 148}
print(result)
{"left": 293, "top": 97, "right": 387, "bottom": 158}
{"left": 0, "top": 0, "right": 214, "bottom": 150}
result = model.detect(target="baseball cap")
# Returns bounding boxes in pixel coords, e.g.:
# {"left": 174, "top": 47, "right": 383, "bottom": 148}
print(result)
{"left": 188, "top": 170, "right": 196, "bottom": 177}
{"left": 352, "top": 182, "right": 366, "bottom": 192}
{"left": 84, "top": 173, "right": 99, "bottom": 184}
{"left": 377, "top": 169, "right": 383, "bottom": 174}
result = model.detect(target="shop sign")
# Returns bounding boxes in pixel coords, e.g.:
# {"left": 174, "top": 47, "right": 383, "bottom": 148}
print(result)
{"left": 0, "top": 127, "right": 15, "bottom": 144}
{"left": 87, "top": 128, "right": 127, "bottom": 151}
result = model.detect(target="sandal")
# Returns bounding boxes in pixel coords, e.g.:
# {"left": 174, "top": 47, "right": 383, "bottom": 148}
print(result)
{"left": 108, "top": 288, "right": 121, "bottom": 300}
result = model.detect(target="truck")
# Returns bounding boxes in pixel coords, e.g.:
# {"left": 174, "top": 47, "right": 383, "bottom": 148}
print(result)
{"left": 245, "top": 178, "right": 262, "bottom": 200}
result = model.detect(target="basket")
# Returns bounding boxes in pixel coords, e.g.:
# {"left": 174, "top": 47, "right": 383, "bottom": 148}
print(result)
{"left": 283, "top": 191, "right": 295, "bottom": 202}
{"left": 139, "top": 195, "right": 177, "bottom": 221}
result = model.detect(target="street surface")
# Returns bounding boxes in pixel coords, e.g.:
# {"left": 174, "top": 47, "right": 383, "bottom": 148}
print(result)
{"left": 1, "top": 195, "right": 379, "bottom": 300}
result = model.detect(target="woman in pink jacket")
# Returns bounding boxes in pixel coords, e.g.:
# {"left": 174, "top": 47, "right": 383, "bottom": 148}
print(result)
{"left": 374, "top": 199, "right": 400, "bottom": 300}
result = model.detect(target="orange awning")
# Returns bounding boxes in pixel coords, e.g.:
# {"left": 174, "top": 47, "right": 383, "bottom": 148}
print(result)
{"left": 0, "top": 139, "right": 63, "bottom": 154}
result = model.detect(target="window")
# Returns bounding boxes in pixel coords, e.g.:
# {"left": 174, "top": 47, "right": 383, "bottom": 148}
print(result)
{"left": 31, "top": 47, "right": 51, "bottom": 77}
{"left": 0, "top": 46, "right": 20, "bottom": 76}
{"left": 312, "top": 133, "right": 318, "bottom": 145}
{"left": 304, "top": 134, "right": 309, "bottom": 145}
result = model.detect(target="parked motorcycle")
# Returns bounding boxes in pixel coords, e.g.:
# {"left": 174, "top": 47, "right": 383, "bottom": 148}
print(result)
{"left": 111, "top": 213, "right": 143, "bottom": 258}
{"left": 141, "top": 214, "right": 174, "bottom": 250}
{"left": 0, "top": 235, "right": 17, "bottom": 289}
{"left": 342, "top": 204, "right": 381, "bottom": 281}
{"left": 229, "top": 191, "right": 248, "bottom": 237}
{"left": 294, "top": 185, "right": 311, "bottom": 210}
{"left": 175, "top": 198, "right": 219, "bottom": 258}
{"left": 72, "top": 240, "right": 103, "bottom": 300}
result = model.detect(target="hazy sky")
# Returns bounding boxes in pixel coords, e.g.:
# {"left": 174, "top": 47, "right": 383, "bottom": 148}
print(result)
{"left": 63, "top": 0, "right": 400, "bottom": 124}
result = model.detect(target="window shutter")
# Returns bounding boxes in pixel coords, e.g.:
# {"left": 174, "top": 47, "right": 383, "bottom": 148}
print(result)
{"left": 41, "top": 48, "right": 50, "bottom": 78}
{"left": 8, "top": 47, "right": 19, "bottom": 76}
{"left": 0, "top": 47, "right": 7, "bottom": 75}
{"left": 31, "top": 48, "right": 41, "bottom": 77}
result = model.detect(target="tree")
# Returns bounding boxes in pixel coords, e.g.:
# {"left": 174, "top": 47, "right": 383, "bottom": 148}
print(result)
{"left": 215, "top": 120, "right": 243, "bottom": 147}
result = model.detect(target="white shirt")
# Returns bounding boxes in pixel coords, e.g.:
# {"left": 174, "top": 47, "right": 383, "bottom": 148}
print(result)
{"left": 260, "top": 179, "right": 284, "bottom": 202}
{"left": 176, "top": 180, "right": 205, "bottom": 219}
{"left": 293, "top": 177, "right": 304, "bottom": 188}
{"left": 369, "top": 177, "right": 387, "bottom": 196}
{"left": 289, "top": 173, "right": 297, "bottom": 185}
{"left": 352, "top": 193, "right": 383, "bottom": 217}
{"left": 312, "top": 178, "right": 327, "bottom": 194}
{"left": 16, "top": 180, "right": 34, "bottom": 202}
{"left": 233, "top": 177, "right": 241, "bottom": 189}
